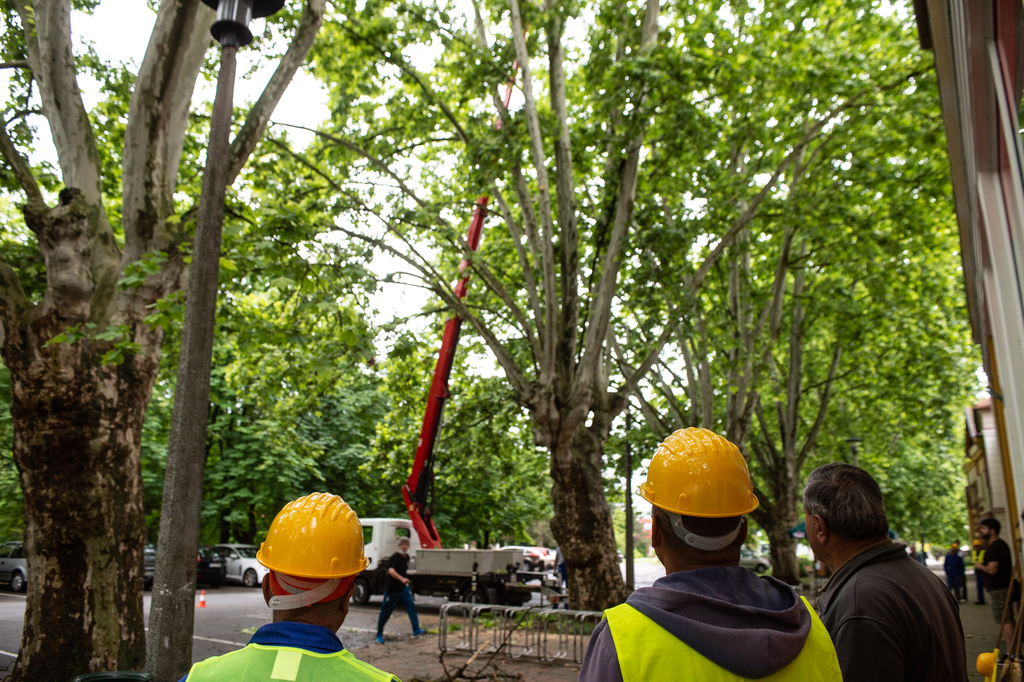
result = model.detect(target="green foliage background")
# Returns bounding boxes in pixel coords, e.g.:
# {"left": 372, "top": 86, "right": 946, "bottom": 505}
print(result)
{"left": 0, "top": 0, "right": 983, "bottom": 555}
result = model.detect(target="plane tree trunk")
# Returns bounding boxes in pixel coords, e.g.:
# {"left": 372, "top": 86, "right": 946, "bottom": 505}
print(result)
{"left": 0, "top": 0, "right": 326, "bottom": 676}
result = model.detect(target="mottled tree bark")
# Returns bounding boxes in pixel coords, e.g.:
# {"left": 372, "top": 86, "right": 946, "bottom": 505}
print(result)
{"left": 548, "top": 421, "right": 626, "bottom": 607}
{"left": 0, "top": 0, "right": 325, "bottom": 676}
{"left": 1, "top": 190, "right": 170, "bottom": 680}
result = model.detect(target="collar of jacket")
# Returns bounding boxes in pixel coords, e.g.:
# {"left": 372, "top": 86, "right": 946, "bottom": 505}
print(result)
{"left": 816, "top": 540, "right": 908, "bottom": 615}
{"left": 248, "top": 621, "right": 344, "bottom": 654}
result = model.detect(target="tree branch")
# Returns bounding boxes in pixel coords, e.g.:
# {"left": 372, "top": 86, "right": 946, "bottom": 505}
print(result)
{"left": 508, "top": 0, "right": 558, "bottom": 384}
{"left": 442, "top": 293, "right": 532, "bottom": 401}
{"left": 0, "top": 123, "right": 43, "bottom": 204}
{"left": 341, "top": 17, "right": 469, "bottom": 144}
{"left": 615, "top": 320, "right": 673, "bottom": 406}
{"left": 490, "top": 183, "right": 545, "bottom": 337}
{"left": 226, "top": 0, "right": 327, "bottom": 184}
{"left": 13, "top": 0, "right": 105, "bottom": 207}
{"left": 547, "top": 11, "right": 580, "bottom": 362}
{"left": 782, "top": 245, "right": 808, "bottom": 450}
{"left": 272, "top": 122, "right": 428, "bottom": 208}
{"left": 123, "top": 0, "right": 211, "bottom": 262}
{"left": 754, "top": 402, "right": 782, "bottom": 469}
{"left": 0, "top": 60, "right": 30, "bottom": 69}
{"left": 578, "top": 0, "right": 659, "bottom": 381}
{"left": 796, "top": 344, "right": 842, "bottom": 467}
{"left": 469, "top": 256, "right": 542, "bottom": 361}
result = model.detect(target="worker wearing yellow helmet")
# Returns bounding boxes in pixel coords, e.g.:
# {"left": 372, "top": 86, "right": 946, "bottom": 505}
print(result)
{"left": 579, "top": 428, "right": 842, "bottom": 682}
{"left": 972, "top": 538, "right": 987, "bottom": 605}
{"left": 181, "top": 493, "right": 400, "bottom": 682}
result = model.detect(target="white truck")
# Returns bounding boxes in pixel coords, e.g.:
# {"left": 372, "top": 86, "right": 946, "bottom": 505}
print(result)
{"left": 350, "top": 518, "right": 545, "bottom": 606}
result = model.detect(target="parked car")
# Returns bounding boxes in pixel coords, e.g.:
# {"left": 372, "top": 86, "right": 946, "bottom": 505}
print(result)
{"left": 500, "top": 546, "right": 554, "bottom": 572}
{"left": 0, "top": 542, "right": 26, "bottom": 592}
{"left": 212, "top": 544, "right": 269, "bottom": 588}
{"left": 197, "top": 546, "right": 227, "bottom": 587}
{"left": 144, "top": 544, "right": 156, "bottom": 589}
{"left": 740, "top": 547, "right": 771, "bottom": 574}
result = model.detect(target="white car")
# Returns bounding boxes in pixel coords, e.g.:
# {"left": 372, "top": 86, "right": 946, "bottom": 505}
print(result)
{"left": 500, "top": 545, "right": 555, "bottom": 571}
{"left": 740, "top": 547, "right": 771, "bottom": 574}
{"left": 212, "top": 544, "right": 269, "bottom": 588}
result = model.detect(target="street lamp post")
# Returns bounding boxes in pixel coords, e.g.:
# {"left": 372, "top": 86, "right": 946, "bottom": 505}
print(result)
{"left": 147, "top": 2, "right": 283, "bottom": 680}
{"left": 845, "top": 436, "right": 863, "bottom": 468}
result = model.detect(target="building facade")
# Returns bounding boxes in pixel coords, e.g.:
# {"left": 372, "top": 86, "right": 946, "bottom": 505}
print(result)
{"left": 917, "top": 0, "right": 1024, "bottom": 557}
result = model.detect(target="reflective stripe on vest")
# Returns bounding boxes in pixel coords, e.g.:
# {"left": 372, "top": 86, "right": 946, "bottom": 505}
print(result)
{"left": 184, "top": 643, "right": 399, "bottom": 682}
{"left": 606, "top": 596, "right": 842, "bottom": 682}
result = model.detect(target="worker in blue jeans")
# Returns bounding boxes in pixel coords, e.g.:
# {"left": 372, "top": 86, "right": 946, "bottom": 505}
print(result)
{"left": 376, "top": 536, "right": 426, "bottom": 643}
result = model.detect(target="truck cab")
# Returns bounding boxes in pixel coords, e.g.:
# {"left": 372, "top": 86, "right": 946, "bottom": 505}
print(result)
{"left": 351, "top": 518, "right": 421, "bottom": 604}
{"left": 361, "top": 517, "right": 420, "bottom": 571}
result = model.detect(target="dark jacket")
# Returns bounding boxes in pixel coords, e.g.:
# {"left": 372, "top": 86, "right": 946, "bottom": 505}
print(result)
{"left": 578, "top": 567, "right": 815, "bottom": 681}
{"left": 943, "top": 552, "right": 965, "bottom": 578}
{"left": 817, "top": 540, "right": 968, "bottom": 682}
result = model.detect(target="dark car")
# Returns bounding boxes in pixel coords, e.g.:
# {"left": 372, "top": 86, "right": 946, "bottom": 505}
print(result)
{"left": 144, "top": 545, "right": 156, "bottom": 589}
{"left": 197, "top": 546, "right": 226, "bottom": 587}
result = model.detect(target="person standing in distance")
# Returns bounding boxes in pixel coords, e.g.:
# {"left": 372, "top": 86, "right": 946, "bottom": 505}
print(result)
{"left": 375, "top": 536, "right": 426, "bottom": 644}
{"left": 579, "top": 427, "right": 842, "bottom": 682}
{"left": 181, "top": 493, "right": 400, "bottom": 682}
{"left": 976, "top": 517, "right": 1015, "bottom": 651}
{"left": 944, "top": 542, "right": 967, "bottom": 603}
{"left": 972, "top": 538, "right": 987, "bottom": 605}
{"left": 804, "top": 463, "right": 967, "bottom": 682}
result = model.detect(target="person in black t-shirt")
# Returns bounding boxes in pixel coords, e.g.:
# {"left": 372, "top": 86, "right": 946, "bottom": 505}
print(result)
{"left": 977, "top": 518, "right": 1014, "bottom": 650}
{"left": 375, "top": 537, "right": 426, "bottom": 644}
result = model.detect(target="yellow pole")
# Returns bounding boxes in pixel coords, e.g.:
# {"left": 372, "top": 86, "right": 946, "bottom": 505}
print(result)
{"left": 988, "top": 338, "right": 1020, "bottom": 559}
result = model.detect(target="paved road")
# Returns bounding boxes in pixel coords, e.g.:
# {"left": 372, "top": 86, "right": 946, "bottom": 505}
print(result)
{"left": 0, "top": 559, "right": 663, "bottom": 678}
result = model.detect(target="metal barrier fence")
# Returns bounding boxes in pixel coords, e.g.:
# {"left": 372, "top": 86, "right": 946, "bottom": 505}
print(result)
{"left": 438, "top": 603, "right": 604, "bottom": 664}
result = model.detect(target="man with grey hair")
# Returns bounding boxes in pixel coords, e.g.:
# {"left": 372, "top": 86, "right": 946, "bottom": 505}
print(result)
{"left": 804, "top": 462, "right": 966, "bottom": 682}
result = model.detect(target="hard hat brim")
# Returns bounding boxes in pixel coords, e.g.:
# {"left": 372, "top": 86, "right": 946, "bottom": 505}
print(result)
{"left": 639, "top": 483, "right": 760, "bottom": 518}
{"left": 256, "top": 552, "right": 370, "bottom": 579}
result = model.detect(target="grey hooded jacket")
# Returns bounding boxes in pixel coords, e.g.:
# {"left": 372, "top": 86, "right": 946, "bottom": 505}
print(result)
{"left": 577, "top": 566, "right": 818, "bottom": 681}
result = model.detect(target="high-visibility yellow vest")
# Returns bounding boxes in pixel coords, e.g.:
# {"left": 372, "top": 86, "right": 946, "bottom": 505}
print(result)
{"left": 184, "top": 643, "right": 398, "bottom": 682}
{"left": 973, "top": 550, "right": 986, "bottom": 563}
{"left": 606, "top": 596, "right": 842, "bottom": 682}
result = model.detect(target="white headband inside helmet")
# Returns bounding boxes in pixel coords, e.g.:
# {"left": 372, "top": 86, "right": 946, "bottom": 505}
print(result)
{"left": 667, "top": 512, "right": 744, "bottom": 551}
{"left": 268, "top": 571, "right": 342, "bottom": 610}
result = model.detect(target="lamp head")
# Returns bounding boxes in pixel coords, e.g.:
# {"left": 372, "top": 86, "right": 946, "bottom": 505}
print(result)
{"left": 200, "top": 0, "right": 286, "bottom": 47}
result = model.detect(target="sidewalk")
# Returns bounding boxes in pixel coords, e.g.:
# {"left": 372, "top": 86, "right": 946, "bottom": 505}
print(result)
{"left": 946, "top": 569, "right": 998, "bottom": 680}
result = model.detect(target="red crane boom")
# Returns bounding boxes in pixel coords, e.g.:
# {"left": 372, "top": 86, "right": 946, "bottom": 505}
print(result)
{"left": 402, "top": 197, "right": 487, "bottom": 548}
{"left": 401, "top": 60, "right": 518, "bottom": 549}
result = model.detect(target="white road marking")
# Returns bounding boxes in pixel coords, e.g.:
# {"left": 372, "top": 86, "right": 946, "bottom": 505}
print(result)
{"left": 0, "top": 595, "right": 26, "bottom": 600}
{"left": 192, "top": 635, "right": 246, "bottom": 648}
{"left": 0, "top": 650, "right": 16, "bottom": 657}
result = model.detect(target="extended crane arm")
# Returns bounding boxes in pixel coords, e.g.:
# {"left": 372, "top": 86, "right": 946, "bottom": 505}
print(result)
{"left": 402, "top": 197, "right": 487, "bottom": 549}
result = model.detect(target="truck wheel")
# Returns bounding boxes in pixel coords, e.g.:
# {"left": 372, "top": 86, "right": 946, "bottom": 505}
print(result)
{"left": 243, "top": 569, "right": 259, "bottom": 588}
{"left": 462, "top": 588, "right": 488, "bottom": 604}
{"left": 351, "top": 578, "right": 372, "bottom": 606}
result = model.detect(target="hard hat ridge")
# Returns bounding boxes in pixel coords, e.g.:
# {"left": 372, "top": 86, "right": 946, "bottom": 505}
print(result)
{"left": 639, "top": 427, "right": 759, "bottom": 518}
{"left": 257, "top": 492, "right": 370, "bottom": 579}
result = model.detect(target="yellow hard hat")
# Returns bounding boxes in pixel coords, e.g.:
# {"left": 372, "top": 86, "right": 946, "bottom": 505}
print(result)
{"left": 257, "top": 492, "right": 370, "bottom": 579}
{"left": 977, "top": 651, "right": 995, "bottom": 676}
{"left": 639, "top": 428, "right": 759, "bottom": 518}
